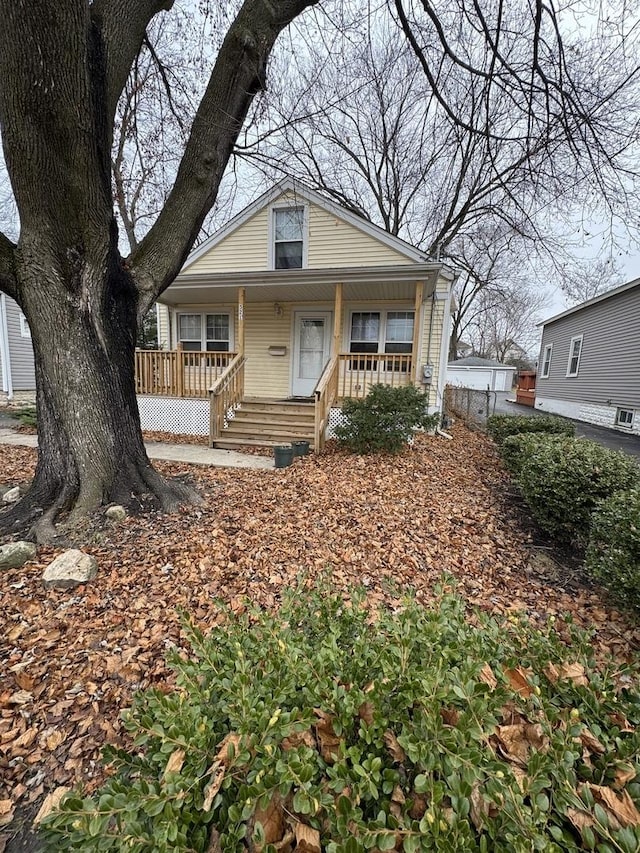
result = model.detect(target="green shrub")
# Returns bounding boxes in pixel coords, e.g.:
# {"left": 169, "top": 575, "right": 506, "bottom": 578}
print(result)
{"left": 516, "top": 436, "right": 640, "bottom": 547}
{"left": 586, "top": 487, "right": 640, "bottom": 611}
{"left": 487, "top": 414, "right": 574, "bottom": 444}
{"left": 499, "top": 433, "right": 569, "bottom": 481}
{"left": 334, "top": 384, "right": 439, "bottom": 454}
{"left": 41, "top": 582, "right": 640, "bottom": 853}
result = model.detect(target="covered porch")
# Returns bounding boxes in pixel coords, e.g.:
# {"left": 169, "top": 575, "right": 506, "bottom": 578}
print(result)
{"left": 136, "top": 264, "right": 453, "bottom": 449}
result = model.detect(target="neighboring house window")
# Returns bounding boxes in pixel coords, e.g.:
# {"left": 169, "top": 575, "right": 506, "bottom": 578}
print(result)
{"left": 540, "top": 343, "right": 553, "bottom": 378}
{"left": 616, "top": 408, "right": 634, "bottom": 428}
{"left": 566, "top": 335, "right": 583, "bottom": 377}
{"left": 19, "top": 313, "right": 31, "bottom": 338}
{"left": 349, "top": 310, "right": 414, "bottom": 369}
{"left": 273, "top": 207, "right": 304, "bottom": 269}
{"left": 178, "top": 313, "right": 231, "bottom": 351}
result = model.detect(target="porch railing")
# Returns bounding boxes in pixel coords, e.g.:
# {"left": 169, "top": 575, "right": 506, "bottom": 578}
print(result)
{"left": 336, "top": 353, "right": 413, "bottom": 399}
{"left": 135, "top": 349, "right": 237, "bottom": 398}
{"left": 209, "top": 353, "right": 246, "bottom": 445}
{"left": 313, "top": 355, "right": 339, "bottom": 453}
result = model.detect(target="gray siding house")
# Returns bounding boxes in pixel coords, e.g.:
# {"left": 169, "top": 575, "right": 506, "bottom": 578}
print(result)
{"left": 535, "top": 277, "right": 640, "bottom": 434}
{"left": 0, "top": 294, "right": 36, "bottom": 396}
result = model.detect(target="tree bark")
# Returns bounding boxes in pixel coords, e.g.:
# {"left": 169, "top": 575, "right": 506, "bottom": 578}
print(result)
{"left": 0, "top": 252, "right": 197, "bottom": 540}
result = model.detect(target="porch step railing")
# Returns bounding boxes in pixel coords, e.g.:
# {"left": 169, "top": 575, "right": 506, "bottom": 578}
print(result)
{"left": 336, "top": 353, "right": 412, "bottom": 399}
{"left": 209, "top": 353, "right": 246, "bottom": 445}
{"left": 313, "top": 355, "right": 339, "bottom": 453}
{"left": 135, "top": 349, "right": 237, "bottom": 398}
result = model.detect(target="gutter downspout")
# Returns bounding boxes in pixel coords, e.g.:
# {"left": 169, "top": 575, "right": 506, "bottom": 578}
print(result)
{"left": 0, "top": 294, "right": 13, "bottom": 399}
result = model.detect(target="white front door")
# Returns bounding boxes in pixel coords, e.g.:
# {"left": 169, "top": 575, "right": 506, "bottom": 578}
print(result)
{"left": 292, "top": 311, "right": 331, "bottom": 397}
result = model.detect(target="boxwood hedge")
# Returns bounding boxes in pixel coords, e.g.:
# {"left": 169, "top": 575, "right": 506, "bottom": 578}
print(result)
{"left": 487, "top": 414, "right": 575, "bottom": 445}
{"left": 515, "top": 436, "right": 640, "bottom": 547}
{"left": 586, "top": 487, "right": 640, "bottom": 611}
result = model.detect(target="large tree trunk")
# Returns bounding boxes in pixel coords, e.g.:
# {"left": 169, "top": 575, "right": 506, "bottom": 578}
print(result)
{"left": 0, "top": 250, "right": 197, "bottom": 541}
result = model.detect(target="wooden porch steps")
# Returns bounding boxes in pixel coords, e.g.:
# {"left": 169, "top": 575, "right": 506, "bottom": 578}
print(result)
{"left": 212, "top": 398, "right": 316, "bottom": 450}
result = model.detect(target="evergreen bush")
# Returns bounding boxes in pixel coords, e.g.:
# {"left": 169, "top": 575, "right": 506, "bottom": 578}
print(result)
{"left": 516, "top": 436, "right": 640, "bottom": 547}
{"left": 41, "top": 583, "right": 640, "bottom": 853}
{"left": 586, "top": 487, "right": 640, "bottom": 612}
{"left": 487, "top": 414, "right": 574, "bottom": 444}
{"left": 334, "top": 384, "right": 438, "bottom": 454}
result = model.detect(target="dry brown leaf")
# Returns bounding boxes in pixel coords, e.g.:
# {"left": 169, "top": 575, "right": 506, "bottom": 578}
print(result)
{"left": 588, "top": 784, "right": 640, "bottom": 828}
{"left": 479, "top": 663, "right": 497, "bottom": 690}
{"left": 503, "top": 667, "right": 534, "bottom": 699}
{"left": 202, "top": 763, "right": 225, "bottom": 812}
{"left": 579, "top": 728, "right": 606, "bottom": 755}
{"left": 281, "top": 729, "right": 316, "bottom": 752}
{"left": 609, "top": 712, "right": 634, "bottom": 733}
{"left": 409, "top": 793, "right": 428, "bottom": 819}
{"left": 566, "top": 807, "right": 596, "bottom": 833}
{"left": 559, "top": 662, "right": 589, "bottom": 686}
{"left": 440, "top": 707, "right": 460, "bottom": 727}
{"left": 383, "top": 730, "right": 406, "bottom": 764}
{"left": 358, "top": 701, "right": 375, "bottom": 727}
{"left": 294, "top": 822, "right": 321, "bottom": 853}
{"left": 314, "top": 709, "right": 341, "bottom": 764}
{"left": 216, "top": 732, "right": 241, "bottom": 766}
{"left": 543, "top": 662, "right": 560, "bottom": 684}
{"left": 469, "top": 783, "right": 497, "bottom": 830}
{"left": 164, "top": 748, "right": 186, "bottom": 778}
{"left": 253, "top": 793, "right": 285, "bottom": 846}
{"left": 45, "top": 729, "right": 67, "bottom": 752}
{"left": 33, "top": 787, "right": 71, "bottom": 825}
{"left": 612, "top": 763, "right": 637, "bottom": 790}
{"left": 494, "top": 723, "right": 548, "bottom": 767}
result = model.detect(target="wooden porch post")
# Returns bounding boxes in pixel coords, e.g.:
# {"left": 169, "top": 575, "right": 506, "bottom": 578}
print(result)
{"left": 411, "top": 281, "right": 424, "bottom": 385}
{"left": 333, "top": 282, "right": 343, "bottom": 356}
{"left": 237, "top": 287, "right": 245, "bottom": 356}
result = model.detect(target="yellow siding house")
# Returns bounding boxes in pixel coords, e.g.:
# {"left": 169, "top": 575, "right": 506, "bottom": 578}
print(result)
{"left": 136, "top": 179, "right": 457, "bottom": 449}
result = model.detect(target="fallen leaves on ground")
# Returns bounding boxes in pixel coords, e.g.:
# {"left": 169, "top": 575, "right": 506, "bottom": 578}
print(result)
{"left": 0, "top": 425, "right": 639, "bottom": 846}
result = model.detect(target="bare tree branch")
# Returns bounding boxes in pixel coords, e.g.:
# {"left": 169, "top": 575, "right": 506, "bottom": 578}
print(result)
{"left": 130, "top": 0, "right": 319, "bottom": 311}
{"left": 90, "top": 0, "right": 175, "bottom": 134}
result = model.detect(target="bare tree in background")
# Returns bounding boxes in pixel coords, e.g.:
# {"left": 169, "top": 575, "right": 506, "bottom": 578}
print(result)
{"left": 246, "top": 1, "right": 639, "bottom": 356}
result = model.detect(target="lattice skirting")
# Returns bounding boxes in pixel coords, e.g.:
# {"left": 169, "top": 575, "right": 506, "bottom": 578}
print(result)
{"left": 137, "top": 396, "right": 209, "bottom": 436}
{"left": 327, "top": 407, "right": 345, "bottom": 438}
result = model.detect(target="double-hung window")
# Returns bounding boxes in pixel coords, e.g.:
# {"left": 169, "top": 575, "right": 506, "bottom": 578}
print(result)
{"left": 566, "top": 335, "right": 583, "bottom": 377}
{"left": 540, "top": 343, "right": 553, "bottom": 378}
{"left": 349, "top": 310, "right": 414, "bottom": 370}
{"left": 178, "top": 313, "right": 231, "bottom": 356}
{"left": 273, "top": 207, "right": 305, "bottom": 269}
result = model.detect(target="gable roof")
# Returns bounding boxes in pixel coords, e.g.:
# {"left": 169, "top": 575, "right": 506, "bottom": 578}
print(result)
{"left": 448, "top": 356, "right": 516, "bottom": 368}
{"left": 181, "top": 178, "right": 430, "bottom": 272}
{"left": 540, "top": 276, "right": 640, "bottom": 326}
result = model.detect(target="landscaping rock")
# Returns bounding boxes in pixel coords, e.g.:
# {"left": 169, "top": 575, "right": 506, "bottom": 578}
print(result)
{"left": 0, "top": 540, "right": 37, "bottom": 570}
{"left": 105, "top": 505, "right": 127, "bottom": 521}
{"left": 2, "top": 486, "right": 21, "bottom": 503}
{"left": 42, "top": 550, "right": 98, "bottom": 590}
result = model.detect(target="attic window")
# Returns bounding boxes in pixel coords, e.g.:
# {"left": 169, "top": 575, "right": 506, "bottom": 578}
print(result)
{"left": 274, "top": 207, "right": 304, "bottom": 269}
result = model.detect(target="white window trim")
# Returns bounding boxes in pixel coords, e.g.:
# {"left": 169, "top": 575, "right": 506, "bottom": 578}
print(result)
{"left": 176, "top": 311, "right": 234, "bottom": 351}
{"left": 615, "top": 408, "right": 635, "bottom": 429}
{"left": 540, "top": 343, "right": 552, "bottom": 378}
{"left": 268, "top": 202, "right": 309, "bottom": 270}
{"left": 19, "top": 313, "right": 31, "bottom": 338}
{"left": 347, "top": 308, "right": 415, "bottom": 354}
{"left": 565, "top": 334, "right": 583, "bottom": 377}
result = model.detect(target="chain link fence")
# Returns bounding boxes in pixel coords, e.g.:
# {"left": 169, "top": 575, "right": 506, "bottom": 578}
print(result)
{"left": 444, "top": 385, "right": 498, "bottom": 427}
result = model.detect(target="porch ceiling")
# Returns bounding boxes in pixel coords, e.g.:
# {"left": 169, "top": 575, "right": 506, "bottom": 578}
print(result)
{"left": 160, "top": 263, "right": 451, "bottom": 307}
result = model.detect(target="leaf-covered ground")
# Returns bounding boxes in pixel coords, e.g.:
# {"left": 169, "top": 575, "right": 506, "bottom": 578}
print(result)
{"left": 0, "top": 426, "right": 638, "bottom": 848}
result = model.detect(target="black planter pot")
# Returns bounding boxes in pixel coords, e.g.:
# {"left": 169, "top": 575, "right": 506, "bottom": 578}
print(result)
{"left": 292, "top": 440, "right": 310, "bottom": 457}
{"left": 274, "top": 445, "right": 294, "bottom": 468}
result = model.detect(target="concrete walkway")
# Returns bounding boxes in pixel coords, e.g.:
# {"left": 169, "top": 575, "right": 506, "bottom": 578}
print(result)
{"left": 0, "top": 428, "right": 274, "bottom": 470}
